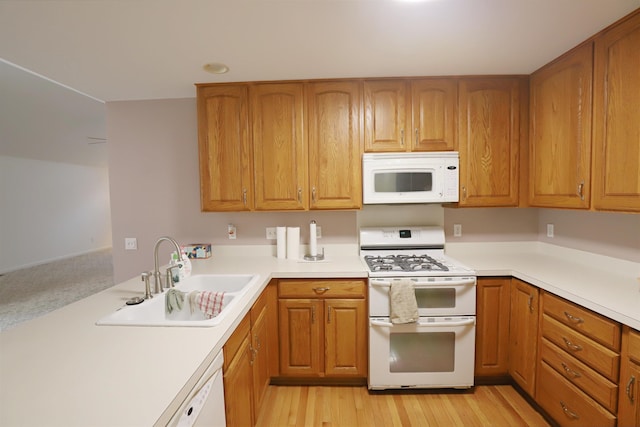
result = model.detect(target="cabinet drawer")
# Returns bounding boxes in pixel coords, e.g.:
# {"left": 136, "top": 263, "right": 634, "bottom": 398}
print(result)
{"left": 542, "top": 314, "right": 620, "bottom": 382}
{"left": 540, "top": 338, "right": 618, "bottom": 413}
{"left": 542, "top": 292, "right": 621, "bottom": 351}
{"left": 278, "top": 279, "right": 366, "bottom": 299}
{"left": 537, "top": 361, "right": 616, "bottom": 427}
{"left": 223, "top": 314, "right": 250, "bottom": 371}
{"left": 250, "top": 289, "right": 267, "bottom": 325}
{"left": 629, "top": 327, "right": 640, "bottom": 363}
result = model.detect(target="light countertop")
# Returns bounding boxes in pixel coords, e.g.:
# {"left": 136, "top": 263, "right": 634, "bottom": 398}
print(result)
{"left": 1, "top": 242, "right": 638, "bottom": 426}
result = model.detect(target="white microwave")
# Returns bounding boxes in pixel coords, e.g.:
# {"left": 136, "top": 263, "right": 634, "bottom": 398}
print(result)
{"left": 362, "top": 152, "right": 459, "bottom": 204}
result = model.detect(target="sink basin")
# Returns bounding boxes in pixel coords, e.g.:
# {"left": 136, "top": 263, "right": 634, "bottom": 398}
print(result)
{"left": 96, "top": 274, "right": 259, "bottom": 327}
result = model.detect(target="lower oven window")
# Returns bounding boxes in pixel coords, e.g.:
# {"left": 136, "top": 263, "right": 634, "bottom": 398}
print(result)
{"left": 389, "top": 332, "right": 455, "bottom": 372}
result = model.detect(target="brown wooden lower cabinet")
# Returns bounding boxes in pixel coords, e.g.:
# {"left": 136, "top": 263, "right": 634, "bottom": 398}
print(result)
{"left": 618, "top": 326, "right": 640, "bottom": 427}
{"left": 509, "top": 278, "right": 539, "bottom": 396}
{"left": 538, "top": 360, "right": 616, "bottom": 427}
{"left": 277, "top": 278, "right": 367, "bottom": 379}
{"left": 475, "top": 277, "right": 511, "bottom": 378}
{"left": 223, "top": 282, "right": 276, "bottom": 427}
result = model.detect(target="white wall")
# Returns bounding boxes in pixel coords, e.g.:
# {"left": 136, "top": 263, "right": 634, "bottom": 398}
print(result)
{"left": 0, "top": 156, "right": 112, "bottom": 273}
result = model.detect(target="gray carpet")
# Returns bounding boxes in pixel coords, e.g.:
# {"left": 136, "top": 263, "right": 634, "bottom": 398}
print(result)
{"left": 0, "top": 248, "right": 114, "bottom": 330}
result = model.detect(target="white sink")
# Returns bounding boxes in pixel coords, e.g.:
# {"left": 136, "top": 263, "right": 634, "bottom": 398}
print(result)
{"left": 96, "top": 274, "right": 259, "bottom": 327}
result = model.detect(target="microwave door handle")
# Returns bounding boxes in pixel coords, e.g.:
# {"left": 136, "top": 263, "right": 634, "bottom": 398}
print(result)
{"left": 370, "top": 318, "right": 475, "bottom": 328}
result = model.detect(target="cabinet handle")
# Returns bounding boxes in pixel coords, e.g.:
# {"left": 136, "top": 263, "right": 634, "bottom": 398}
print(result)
{"left": 297, "top": 187, "right": 302, "bottom": 203}
{"left": 415, "top": 128, "right": 419, "bottom": 146}
{"left": 400, "top": 129, "right": 405, "bottom": 146}
{"left": 312, "top": 187, "right": 317, "bottom": 203}
{"left": 562, "top": 337, "right": 583, "bottom": 352}
{"left": 311, "top": 306, "right": 316, "bottom": 324}
{"left": 461, "top": 186, "right": 467, "bottom": 201}
{"left": 577, "top": 181, "right": 585, "bottom": 201}
{"left": 327, "top": 306, "right": 331, "bottom": 324}
{"left": 563, "top": 311, "right": 584, "bottom": 324}
{"left": 248, "top": 343, "right": 256, "bottom": 366}
{"left": 559, "top": 401, "right": 580, "bottom": 420}
{"left": 313, "top": 287, "right": 330, "bottom": 294}
{"left": 561, "top": 362, "right": 582, "bottom": 378}
{"left": 627, "top": 375, "right": 636, "bottom": 403}
{"left": 242, "top": 188, "right": 247, "bottom": 206}
{"left": 254, "top": 334, "right": 262, "bottom": 351}
{"left": 527, "top": 294, "right": 534, "bottom": 312}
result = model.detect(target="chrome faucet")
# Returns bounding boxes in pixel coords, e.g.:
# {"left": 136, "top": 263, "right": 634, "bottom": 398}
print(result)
{"left": 153, "top": 236, "right": 183, "bottom": 294}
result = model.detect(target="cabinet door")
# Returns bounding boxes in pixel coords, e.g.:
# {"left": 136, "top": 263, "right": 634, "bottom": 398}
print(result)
{"left": 307, "top": 81, "right": 362, "bottom": 209}
{"left": 324, "top": 299, "right": 367, "bottom": 377}
{"left": 475, "top": 278, "right": 511, "bottom": 377}
{"left": 593, "top": 11, "right": 640, "bottom": 212}
{"left": 364, "top": 80, "right": 409, "bottom": 152}
{"left": 197, "top": 84, "right": 253, "bottom": 211}
{"left": 410, "top": 79, "right": 457, "bottom": 151}
{"left": 458, "top": 78, "right": 521, "bottom": 206}
{"left": 619, "top": 327, "right": 640, "bottom": 427}
{"left": 224, "top": 334, "right": 254, "bottom": 427}
{"left": 251, "top": 83, "right": 307, "bottom": 210}
{"left": 529, "top": 43, "right": 593, "bottom": 208}
{"left": 251, "top": 304, "right": 270, "bottom": 416}
{"left": 278, "top": 299, "right": 323, "bottom": 376}
{"left": 509, "top": 278, "right": 539, "bottom": 396}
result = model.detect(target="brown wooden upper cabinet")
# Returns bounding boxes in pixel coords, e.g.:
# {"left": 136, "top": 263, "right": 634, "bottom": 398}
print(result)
{"left": 364, "top": 78, "right": 456, "bottom": 152}
{"left": 457, "top": 78, "right": 522, "bottom": 207}
{"left": 307, "top": 81, "right": 363, "bottom": 210}
{"left": 251, "top": 83, "right": 307, "bottom": 211}
{"left": 592, "top": 10, "right": 640, "bottom": 212}
{"left": 197, "top": 84, "right": 253, "bottom": 212}
{"left": 197, "top": 81, "right": 362, "bottom": 212}
{"left": 529, "top": 42, "right": 593, "bottom": 209}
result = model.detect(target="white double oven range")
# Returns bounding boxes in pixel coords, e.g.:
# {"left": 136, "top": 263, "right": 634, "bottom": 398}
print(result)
{"left": 360, "top": 226, "right": 477, "bottom": 390}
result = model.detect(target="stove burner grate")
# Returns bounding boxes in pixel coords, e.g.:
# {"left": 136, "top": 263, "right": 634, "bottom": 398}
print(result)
{"left": 364, "top": 254, "right": 449, "bottom": 273}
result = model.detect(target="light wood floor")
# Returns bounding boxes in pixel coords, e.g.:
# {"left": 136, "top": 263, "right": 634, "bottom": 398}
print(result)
{"left": 256, "top": 384, "right": 551, "bottom": 427}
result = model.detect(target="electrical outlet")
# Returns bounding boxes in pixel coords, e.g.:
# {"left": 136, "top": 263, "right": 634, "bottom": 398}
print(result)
{"left": 453, "top": 224, "right": 462, "bottom": 237}
{"left": 228, "top": 224, "right": 237, "bottom": 240}
{"left": 547, "top": 223, "right": 554, "bottom": 238}
{"left": 125, "top": 237, "right": 137, "bottom": 250}
{"left": 266, "top": 227, "right": 277, "bottom": 240}
{"left": 316, "top": 226, "right": 322, "bottom": 239}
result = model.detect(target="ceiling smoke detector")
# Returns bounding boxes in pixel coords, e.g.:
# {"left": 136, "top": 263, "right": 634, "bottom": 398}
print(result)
{"left": 203, "top": 63, "right": 229, "bottom": 74}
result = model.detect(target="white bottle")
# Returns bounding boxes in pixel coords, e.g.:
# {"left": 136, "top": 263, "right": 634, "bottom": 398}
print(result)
{"left": 172, "top": 250, "right": 192, "bottom": 279}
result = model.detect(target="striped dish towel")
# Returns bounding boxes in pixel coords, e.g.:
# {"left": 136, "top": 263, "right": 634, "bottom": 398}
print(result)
{"left": 196, "top": 291, "right": 227, "bottom": 319}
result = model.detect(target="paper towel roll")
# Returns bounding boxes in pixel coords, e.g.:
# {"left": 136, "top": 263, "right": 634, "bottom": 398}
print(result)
{"left": 286, "top": 227, "right": 300, "bottom": 260}
{"left": 276, "top": 227, "right": 287, "bottom": 259}
{"left": 309, "top": 221, "right": 317, "bottom": 257}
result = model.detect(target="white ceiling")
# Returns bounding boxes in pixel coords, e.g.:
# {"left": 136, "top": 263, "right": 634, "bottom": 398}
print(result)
{"left": 1, "top": 0, "right": 639, "bottom": 166}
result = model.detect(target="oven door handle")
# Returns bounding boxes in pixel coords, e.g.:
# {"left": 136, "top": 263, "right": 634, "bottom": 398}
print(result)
{"left": 370, "top": 277, "right": 475, "bottom": 288}
{"left": 370, "top": 318, "right": 475, "bottom": 328}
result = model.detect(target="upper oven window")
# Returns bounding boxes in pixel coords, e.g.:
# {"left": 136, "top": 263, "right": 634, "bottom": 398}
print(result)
{"left": 374, "top": 171, "right": 433, "bottom": 193}
{"left": 415, "top": 288, "right": 456, "bottom": 309}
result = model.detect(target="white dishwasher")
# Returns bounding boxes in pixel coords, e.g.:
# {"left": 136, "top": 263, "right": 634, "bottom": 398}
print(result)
{"left": 168, "top": 351, "right": 226, "bottom": 427}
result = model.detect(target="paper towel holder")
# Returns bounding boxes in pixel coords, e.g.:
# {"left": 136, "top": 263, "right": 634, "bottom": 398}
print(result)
{"left": 304, "top": 247, "right": 325, "bottom": 261}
